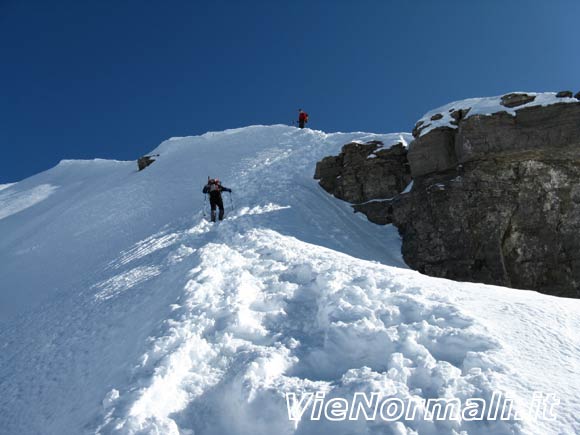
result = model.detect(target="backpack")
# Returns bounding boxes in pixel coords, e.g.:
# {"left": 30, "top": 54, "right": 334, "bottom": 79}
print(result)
{"left": 208, "top": 178, "right": 221, "bottom": 193}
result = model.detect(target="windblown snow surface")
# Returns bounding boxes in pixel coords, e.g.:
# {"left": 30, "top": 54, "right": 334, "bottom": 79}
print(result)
{"left": 0, "top": 125, "right": 579, "bottom": 435}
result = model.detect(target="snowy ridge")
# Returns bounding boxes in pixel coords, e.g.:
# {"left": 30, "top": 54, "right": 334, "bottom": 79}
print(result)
{"left": 415, "top": 92, "right": 578, "bottom": 138}
{"left": 0, "top": 183, "right": 15, "bottom": 191}
{"left": 0, "top": 125, "right": 579, "bottom": 435}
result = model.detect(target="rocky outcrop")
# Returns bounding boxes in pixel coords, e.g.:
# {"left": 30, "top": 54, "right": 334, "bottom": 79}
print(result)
{"left": 398, "top": 100, "right": 580, "bottom": 297}
{"left": 314, "top": 140, "right": 411, "bottom": 203}
{"left": 407, "top": 127, "right": 457, "bottom": 177}
{"left": 391, "top": 159, "right": 580, "bottom": 298}
{"left": 409, "top": 101, "right": 580, "bottom": 178}
{"left": 500, "top": 92, "right": 536, "bottom": 108}
{"left": 137, "top": 155, "right": 157, "bottom": 171}
{"left": 315, "top": 93, "right": 580, "bottom": 298}
{"left": 314, "top": 140, "right": 411, "bottom": 224}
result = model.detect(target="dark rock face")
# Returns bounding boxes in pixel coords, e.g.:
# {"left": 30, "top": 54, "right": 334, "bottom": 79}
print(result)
{"left": 392, "top": 160, "right": 580, "bottom": 298}
{"left": 352, "top": 201, "right": 394, "bottom": 225}
{"left": 407, "top": 127, "right": 457, "bottom": 177}
{"left": 314, "top": 141, "right": 411, "bottom": 224}
{"left": 401, "top": 102, "right": 580, "bottom": 297}
{"left": 556, "top": 90, "right": 573, "bottom": 98}
{"left": 315, "top": 100, "right": 580, "bottom": 298}
{"left": 455, "top": 103, "right": 580, "bottom": 166}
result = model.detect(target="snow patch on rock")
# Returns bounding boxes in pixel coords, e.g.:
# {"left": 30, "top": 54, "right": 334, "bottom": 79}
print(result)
{"left": 416, "top": 92, "right": 578, "bottom": 138}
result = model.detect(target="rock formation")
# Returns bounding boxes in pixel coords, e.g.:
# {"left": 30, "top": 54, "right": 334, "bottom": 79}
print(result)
{"left": 314, "top": 140, "right": 411, "bottom": 225}
{"left": 137, "top": 155, "right": 157, "bottom": 171}
{"left": 315, "top": 93, "right": 580, "bottom": 298}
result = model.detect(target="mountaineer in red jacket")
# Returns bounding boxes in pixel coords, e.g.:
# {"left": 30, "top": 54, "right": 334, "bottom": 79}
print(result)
{"left": 298, "top": 109, "right": 309, "bottom": 129}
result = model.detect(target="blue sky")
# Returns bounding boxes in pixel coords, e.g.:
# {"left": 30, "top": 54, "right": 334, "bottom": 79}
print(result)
{"left": 2, "top": 0, "right": 579, "bottom": 182}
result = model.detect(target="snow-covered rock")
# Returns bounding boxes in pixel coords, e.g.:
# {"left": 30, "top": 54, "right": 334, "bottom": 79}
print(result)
{"left": 412, "top": 91, "right": 579, "bottom": 139}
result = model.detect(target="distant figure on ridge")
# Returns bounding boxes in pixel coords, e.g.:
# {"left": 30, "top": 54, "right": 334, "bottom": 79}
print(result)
{"left": 203, "top": 177, "right": 232, "bottom": 222}
{"left": 298, "top": 109, "right": 309, "bottom": 129}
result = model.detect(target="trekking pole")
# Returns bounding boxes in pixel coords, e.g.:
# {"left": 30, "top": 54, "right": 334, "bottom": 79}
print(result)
{"left": 202, "top": 192, "right": 207, "bottom": 217}
{"left": 228, "top": 191, "right": 234, "bottom": 211}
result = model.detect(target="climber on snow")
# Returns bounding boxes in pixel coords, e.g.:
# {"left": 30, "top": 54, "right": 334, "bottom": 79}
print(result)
{"left": 203, "top": 177, "right": 232, "bottom": 222}
{"left": 298, "top": 109, "right": 309, "bottom": 129}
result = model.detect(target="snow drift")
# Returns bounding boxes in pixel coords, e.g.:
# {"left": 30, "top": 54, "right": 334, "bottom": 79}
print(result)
{"left": 0, "top": 125, "right": 579, "bottom": 435}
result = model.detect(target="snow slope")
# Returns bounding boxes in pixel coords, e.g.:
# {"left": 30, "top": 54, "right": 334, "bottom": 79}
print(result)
{"left": 0, "top": 125, "right": 579, "bottom": 435}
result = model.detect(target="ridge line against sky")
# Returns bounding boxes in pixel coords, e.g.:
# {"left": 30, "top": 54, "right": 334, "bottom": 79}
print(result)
{"left": 2, "top": 0, "right": 580, "bottom": 182}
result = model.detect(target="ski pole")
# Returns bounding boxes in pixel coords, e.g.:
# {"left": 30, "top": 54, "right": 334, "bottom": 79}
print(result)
{"left": 202, "top": 192, "right": 207, "bottom": 217}
{"left": 228, "top": 191, "right": 234, "bottom": 211}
